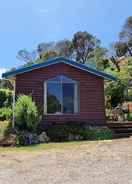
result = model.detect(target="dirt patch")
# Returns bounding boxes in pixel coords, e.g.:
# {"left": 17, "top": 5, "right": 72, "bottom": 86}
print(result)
{"left": 0, "top": 138, "right": 132, "bottom": 184}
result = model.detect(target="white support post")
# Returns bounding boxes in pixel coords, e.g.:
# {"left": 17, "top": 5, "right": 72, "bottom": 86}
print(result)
{"left": 12, "top": 80, "right": 16, "bottom": 129}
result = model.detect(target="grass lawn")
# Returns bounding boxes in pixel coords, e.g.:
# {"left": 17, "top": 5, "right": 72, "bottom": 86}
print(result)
{"left": 0, "top": 139, "right": 112, "bottom": 152}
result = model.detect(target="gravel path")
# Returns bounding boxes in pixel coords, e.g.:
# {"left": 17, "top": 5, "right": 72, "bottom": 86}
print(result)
{"left": 0, "top": 138, "right": 132, "bottom": 184}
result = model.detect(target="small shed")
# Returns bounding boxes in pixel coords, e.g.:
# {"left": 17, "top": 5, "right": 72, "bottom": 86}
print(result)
{"left": 2, "top": 57, "right": 116, "bottom": 126}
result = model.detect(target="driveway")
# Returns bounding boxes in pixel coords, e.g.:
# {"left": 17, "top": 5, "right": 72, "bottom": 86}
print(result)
{"left": 0, "top": 138, "right": 132, "bottom": 184}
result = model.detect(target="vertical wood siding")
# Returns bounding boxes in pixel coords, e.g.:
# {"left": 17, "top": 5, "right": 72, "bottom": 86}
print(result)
{"left": 16, "top": 62, "right": 106, "bottom": 125}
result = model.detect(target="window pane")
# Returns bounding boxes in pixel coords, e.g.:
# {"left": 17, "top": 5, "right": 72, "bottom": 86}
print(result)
{"left": 47, "top": 83, "right": 62, "bottom": 114}
{"left": 62, "top": 83, "right": 74, "bottom": 113}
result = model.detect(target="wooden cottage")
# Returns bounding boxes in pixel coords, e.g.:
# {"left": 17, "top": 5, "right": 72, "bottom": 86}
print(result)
{"left": 2, "top": 57, "right": 116, "bottom": 126}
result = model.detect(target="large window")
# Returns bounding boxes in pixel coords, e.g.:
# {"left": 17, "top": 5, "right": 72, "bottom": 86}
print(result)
{"left": 44, "top": 75, "right": 79, "bottom": 114}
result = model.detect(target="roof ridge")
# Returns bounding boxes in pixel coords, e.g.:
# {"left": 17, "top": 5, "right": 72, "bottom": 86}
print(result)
{"left": 2, "top": 56, "right": 116, "bottom": 81}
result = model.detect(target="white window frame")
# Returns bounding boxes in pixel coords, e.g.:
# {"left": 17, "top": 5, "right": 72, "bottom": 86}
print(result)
{"left": 44, "top": 75, "right": 79, "bottom": 115}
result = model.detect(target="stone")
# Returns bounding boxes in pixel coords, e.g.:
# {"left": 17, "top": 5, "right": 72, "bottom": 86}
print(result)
{"left": 17, "top": 131, "right": 39, "bottom": 145}
{"left": 38, "top": 132, "right": 50, "bottom": 143}
{"left": 28, "top": 133, "right": 39, "bottom": 144}
{"left": 68, "top": 133, "right": 83, "bottom": 141}
{"left": 74, "top": 134, "right": 83, "bottom": 141}
{"left": 0, "top": 134, "right": 17, "bottom": 147}
{"left": 68, "top": 133, "right": 75, "bottom": 141}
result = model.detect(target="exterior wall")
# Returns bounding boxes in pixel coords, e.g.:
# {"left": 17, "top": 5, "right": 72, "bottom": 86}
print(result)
{"left": 16, "top": 62, "right": 106, "bottom": 125}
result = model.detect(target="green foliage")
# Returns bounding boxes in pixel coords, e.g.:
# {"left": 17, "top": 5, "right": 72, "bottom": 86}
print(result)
{"left": 55, "top": 40, "right": 73, "bottom": 57}
{"left": 72, "top": 31, "right": 100, "bottom": 63}
{"left": 0, "top": 107, "right": 12, "bottom": 121}
{"left": 0, "top": 89, "right": 13, "bottom": 122}
{"left": 46, "top": 124, "right": 87, "bottom": 142}
{"left": 17, "top": 31, "right": 106, "bottom": 67}
{"left": 110, "top": 17, "right": 132, "bottom": 69}
{"left": 127, "top": 88, "right": 132, "bottom": 101}
{"left": 79, "top": 128, "right": 113, "bottom": 140}
{"left": 0, "top": 79, "right": 13, "bottom": 90}
{"left": 37, "top": 40, "right": 72, "bottom": 60}
{"left": 94, "top": 47, "right": 109, "bottom": 70}
{"left": 110, "top": 17, "right": 132, "bottom": 58}
{"left": 105, "top": 57, "right": 132, "bottom": 108}
{"left": 0, "top": 89, "right": 12, "bottom": 108}
{"left": 120, "top": 16, "right": 132, "bottom": 39}
{"left": 46, "top": 124, "right": 113, "bottom": 141}
{"left": 127, "top": 112, "right": 132, "bottom": 121}
{"left": 46, "top": 125, "right": 69, "bottom": 142}
{"left": 39, "top": 50, "right": 59, "bottom": 60}
{"left": 15, "top": 95, "right": 39, "bottom": 132}
{"left": 114, "top": 42, "right": 128, "bottom": 57}
{"left": 105, "top": 80, "right": 126, "bottom": 107}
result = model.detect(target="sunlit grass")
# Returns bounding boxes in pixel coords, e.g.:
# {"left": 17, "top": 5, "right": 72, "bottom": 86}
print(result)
{"left": 0, "top": 139, "right": 112, "bottom": 152}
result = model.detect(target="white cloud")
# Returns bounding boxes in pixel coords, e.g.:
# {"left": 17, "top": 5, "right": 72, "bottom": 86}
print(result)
{"left": 0, "top": 68, "right": 7, "bottom": 79}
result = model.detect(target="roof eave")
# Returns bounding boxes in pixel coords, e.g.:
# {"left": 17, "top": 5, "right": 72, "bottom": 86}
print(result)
{"left": 2, "top": 57, "right": 116, "bottom": 81}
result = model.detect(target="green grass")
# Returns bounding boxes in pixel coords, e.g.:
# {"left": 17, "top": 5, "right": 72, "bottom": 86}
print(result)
{"left": 0, "top": 139, "right": 112, "bottom": 152}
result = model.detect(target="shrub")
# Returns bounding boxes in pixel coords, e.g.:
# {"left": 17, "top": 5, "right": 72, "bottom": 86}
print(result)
{"left": 0, "top": 107, "right": 12, "bottom": 121}
{"left": 46, "top": 124, "right": 69, "bottom": 141}
{"left": 0, "top": 89, "right": 12, "bottom": 108}
{"left": 79, "top": 128, "right": 113, "bottom": 140}
{"left": 45, "top": 124, "right": 113, "bottom": 141}
{"left": 127, "top": 112, "right": 132, "bottom": 121}
{"left": 15, "top": 95, "right": 39, "bottom": 132}
{"left": 45, "top": 123, "right": 87, "bottom": 141}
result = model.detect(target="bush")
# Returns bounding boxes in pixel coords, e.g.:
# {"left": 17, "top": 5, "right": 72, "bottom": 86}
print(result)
{"left": 45, "top": 123, "right": 87, "bottom": 141}
{"left": 0, "top": 89, "right": 12, "bottom": 108}
{"left": 46, "top": 124, "right": 113, "bottom": 141}
{"left": 15, "top": 95, "right": 39, "bottom": 132}
{"left": 46, "top": 124, "right": 69, "bottom": 142}
{"left": 0, "top": 107, "right": 12, "bottom": 121}
{"left": 79, "top": 128, "right": 113, "bottom": 140}
{"left": 127, "top": 113, "right": 132, "bottom": 121}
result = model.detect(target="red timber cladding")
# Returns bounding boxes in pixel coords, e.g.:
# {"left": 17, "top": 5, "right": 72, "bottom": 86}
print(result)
{"left": 16, "top": 62, "right": 106, "bottom": 124}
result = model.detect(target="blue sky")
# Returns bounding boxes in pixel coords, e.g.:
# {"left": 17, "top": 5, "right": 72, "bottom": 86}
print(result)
{"left": 0, "top": 0, "right": 132, "bottom": 69}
